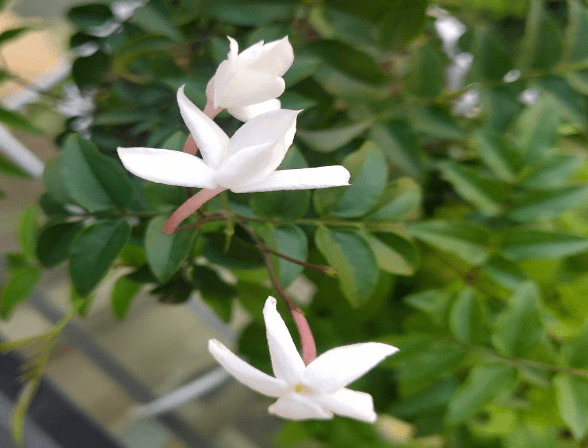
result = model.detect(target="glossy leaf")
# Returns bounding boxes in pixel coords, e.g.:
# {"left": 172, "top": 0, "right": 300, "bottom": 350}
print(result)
{"left": 70, "top": 220, "right": 131, "bottom": 296}
{"left": 145, "top": 216, "right": 196, "bottom": 283}
{"left": 36, "top": 222, "right": 83, "bottom": 268}
{"left": 315, "top": 226, "right": 379, "bottom": 307}
{"left": 60, "top": 135, "right": 135, "bottom": 212}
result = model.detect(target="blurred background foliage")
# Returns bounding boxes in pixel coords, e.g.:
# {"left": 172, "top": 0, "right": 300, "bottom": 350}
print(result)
{"left": 5, "top": 0, "right": 588, "bottom": 446}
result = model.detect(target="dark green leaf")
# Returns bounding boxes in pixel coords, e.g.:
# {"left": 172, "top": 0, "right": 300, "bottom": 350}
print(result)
{"left": 60, "top": 135, "right": 135, "bottom": 211}
{"left": 207, "top": 0, "right": 297, "bottom": 26}
{"left": 409, "top": 106, "right": 466, "bottom": 141}
{"left": 0, "top": 266, "right": 41, "bottom": 319}
{"left": 273, "top": 225, "right": 308, "bottom": 287}
{"left": 204, "top": 232, "right": 264, "bottom": 269}
{"left": 516, "top": 98, "right": 558, "bottom": 162}
{"left": 470, "top": 28, "right": 512, "bottom": 81}
{"left": 297, "top": 120, "right": 372, "bottom": 153}
{"left": 564, "top": 0, "right": 588, "bottom": 64}
{"left": 404, "top": 44, "right": 445, "bottom": 98}
{"left": 0, "top": 152, "right": 29, "bottom": 178}
{"left": 502, "top": 229, "right": 588, "bottom": 260}
{"left": 378, "top": 0, "right": 426, "bottom": 49}
{"left": 492, "top": 281, "right": 543, "bottom": 357}
{"left": 0, "top": 27, "right": 28, "bottom": 45}
{"left": 72, "top": 51, "right": 109, "bottom": 90}
{"left": 508, "top": 186, "right": 588, "bottom": 222}
{"left": 520, "top": 154, "right": 583, "bottom": 189}
{"left": 537, "top": 76, "right": 585, "bottom": 124}
{"left": 284, "top": 53, "right": 321, "bottom": 87}
{"left": 70, "top": 220, "right": 131, "bottom": 296}
{"left": 446, "top": 364, "right": 518, "bottom": 425}
{"left": 408, "top": 221, "right": 490, "bottom": 265}
{"left": 313, "top": 65, "right": 391, "bottom": 102}
{"left": 474, "top": 129, "right": 520, "bottom": 183}
{"left": 67, "top": 4, "right": 114, "bottom": 31}
{"left": 0, "top": 108, "right": 40, "bottom": 133}
{"left": 42, "top": 157, "right": 72, "bottom": 204}
{"left": 315, "top": 226, "right": 379, "bottom": 307}
{"left": 111, "top": 275, "right": 141, "bottom": 320}
{"left": 367, "top": 177, "right": 422, "bottom": 221}
{"left": 145, "top": 216, "right": 196, "bottom": 283}
{"left": 36, "top": 222, "right": 83, "bottom": 268}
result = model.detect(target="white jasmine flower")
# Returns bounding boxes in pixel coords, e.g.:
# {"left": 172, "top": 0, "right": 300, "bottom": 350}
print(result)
{"left": 434, "top": 16, "right": 467, "bottom": 59}
{"left": 208, "top": 297, "right": 398, "bottom": 422}
{"left": 88, "top": 19, "right": 122, "bottom": 38}
{"left": 503, "top": 69, "right": 521, "bottom": 83}
{"left": 117, "top": 86, "right": 350, "bottom": 193}
{"left": 446, "top": 52, "right": 473, "bottom": 91}
{"left": 452, "top": 89, "right": 481, "bottom": 117}
{"left": 74, "top": 42, "right": 100, "bottom": 57}
{"left": 519, "top": 88, "right": 539, "bottom": 105}
{"left": 111, "top": 0, "right": 146, "bottom": 22}
{"left": 207, "top": 36, "right": 295, "bottom": 121}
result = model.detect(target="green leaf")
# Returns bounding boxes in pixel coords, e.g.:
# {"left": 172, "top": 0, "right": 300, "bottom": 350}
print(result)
{"left": 554, "top": 374, "right": 588, "bottom": 440}
{"left": 564, "top": 0, "right": 588, "bottom": 64}
{"left": 60, "top": 135, "right": 135, "bottom": 212}
{"left": 111, "top": 275, "right": 141, "bottom": 320}
{"left": 132, "top": 5, "right": 183, "bottom": 42}
{"left": 474, "top": 129, "right": 520, "bottom": 183}
{"left": 562, "top": 323, "right": 588, "bottom": 369}
{"left": 0, "top": 27, "right": 28, "bottom": 45}
{"left": 145, "top": 216, "right": 196, "bottom": 283}
{"left": 67, "top": 4, "right": 113, "bottom": 31}
{"left": 566, "top": 70, "right": 588, "bottom": 95}
{"left": 72, "top": 50, "right": 109, "bottom": 90}
{"left": 409, "top": 106, "right": 466, "bottom": 141}
{"left": 449, "top": 287, "right": 486, "bottom": 344}
{"left": 408, "top": 221, "right": 490, "bottom": 265}
{"left": 378, "top": 0, "right": 426, "bottom": 49}
{"left": 369, "top": 121, "right": 423, "bottom": 179}
{"left": 502, "top": 229, "right": 588, "bottom": 260}
{"left": 284, "top": 53, "right": 321, "bottom": 87}
{"left": 397, "top": 343, "right": 465, "bottom": 395}
{"left": 307, "top": 40, "right": 386, "bottom": 84}
{"left": 17, "top": 205, "right": 38, "bottom": 260}
{"left": 207, "top": 0, "right": 297, "bottom": 26}
{"left": 492, "top": 281, "right": 543, "bottom": 357}
{"left": 297, "top": 120, "right": 372, "bottom": 152}
{"left": 519, "top": 1, "right": 562, "bottom": 71}
{"left": 274, "top": 225, "right": 308, "bottom": 287}
{"left": 516, "top": 98, "right": 558, "bottom": 162}
{"left": 36, "top": 222, "right": 83, "bottom": 268}
{"left": 367, "top": 177, "right": 422, "bottom": 221}
{"left": 251, "top": 147, "right": 310, "bottom": 219}
{"left": 404, "top": 43, "right": 445, "bottom": 98}
{"left": 520, "top": 154, "right": 583, "bottom": 189}
{"left": 0, "top": 152, "right": 29, "bottom": 178}
{"left": 482, "top": 255, "right": 527, "bottom": 292}
{"left": 508, "top": 186, "right": 588, "bottom": 222}
{"left": 439, "top": 161, "right": 508, "bottom": 216}
{"left": 362, "top": 231, "right": 418, "bottom": 276}
{"left": 315, "top": 226, "right": 379, "bottom": 307}
{"left": 0, "top": 266, "right": 41, "bottom": 319}
{"left": 470, "top": 28, "right": 512, "bottom": 81}
{"left": 0, "top": 108, "right": 41, "bottom": 133}
{"left": 204, "top": 232, "right": 264, "bottom": 269}
{"left": 537, "top": 76, "right": 586, "bottom": 124}
{"left": 70, "top": 220, "right": 131, "bottom": 296}
{"left": 404, "top": 288, "right": 453, "bottom": 327}
{"left": 42, "top": 157, "right": 72, "bottom": 204}
{"left": 313, "top": 65, "right": 391, "bottom": 102}
{"left": 446, "top": 364, "right": 518, "bottom": 425}
{"left": 315, "top": 141, "right": 387, "bottom": 218}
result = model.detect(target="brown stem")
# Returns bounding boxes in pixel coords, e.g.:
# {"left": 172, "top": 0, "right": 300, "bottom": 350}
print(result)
{"left": 261, "top": 246, "right": 335, "bottom": 276}
{"left": 239, "top": 222, "right": 317, "bottom": 365}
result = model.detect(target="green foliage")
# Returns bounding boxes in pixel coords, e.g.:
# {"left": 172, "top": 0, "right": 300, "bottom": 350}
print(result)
{"left": 7, "top": 0, "right": 588, "bottom": 445}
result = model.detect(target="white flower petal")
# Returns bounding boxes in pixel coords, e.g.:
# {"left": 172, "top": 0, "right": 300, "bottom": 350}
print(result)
{"left": 231, "top": 166, "right": 351, "bottom": 193}
{"left": 268, "top": 394, "right": 333, "bottom": 420}
{"left": 247, "top": 36, "right": 295, "bottom": 77}
{"left": 315, "top": 388, "right": 377, "bottom": 423}
{"left": 302, "top": 343, "right": 398, "bottom": 393}
{"left": 228, "top": 99, "right": 281, "bottom": 122}
{"left": 177, "top": 86, "right": 229, "bottom": 169}
{"left": 117, "top": 147, "right": 216, "bottom": 188}
{"left": 263, "top": 297, "right": 305, "bottom": 384}
{"left": 214, "top": 141, "right": 280, "bottom": 190}
{"left": 237, "top": 39, "right": 265, "bottom": 64}
{"left": 208, "top": 339, "right": 288, "bottom": 398}
{"left": 215, "top": 67, "right": 285, "bottom": 109}
{"left": 226, "top": 109, "right": 299, "bottom": 160}
{"left": 227, "top": 36, "right": 239, "bottom": 60}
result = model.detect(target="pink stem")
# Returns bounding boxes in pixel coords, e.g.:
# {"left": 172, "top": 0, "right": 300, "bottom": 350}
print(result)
{"left": 183, "top": 99, "right": 222, "bottom": 155}
{"left": 291, "top": 309, "right": 317, "bottom": 365}
{"left": 163, "top": 187, "right": 226, "bottom": 234}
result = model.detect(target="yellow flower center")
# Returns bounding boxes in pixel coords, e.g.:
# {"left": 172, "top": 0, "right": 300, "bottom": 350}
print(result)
{"left": 293, "top": 384, "right": 312, "bottom": 394}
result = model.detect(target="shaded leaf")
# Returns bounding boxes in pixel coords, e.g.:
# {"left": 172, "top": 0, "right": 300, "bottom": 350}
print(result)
{"left": 111, "top": 275, "right": 141, "bottom": 320}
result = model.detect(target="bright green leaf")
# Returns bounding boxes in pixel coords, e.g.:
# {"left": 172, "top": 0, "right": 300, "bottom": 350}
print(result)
{"left": 449, "top": 287, "right": 486, "bottom": 344}
{"left": 111, "top": 275, "right": 141, "bottom": 320}
{"left": 367, "top": 177, "right": 422, "bottom": 221}
{"left": 17, "top": 205, "right": 38, "bottom": 260}
{"left": 362, "top": 231, "right": 418, "bottom": 276}
{"left": 554, "top": 374, "right": 588, "bottom": 440}
{"left": 0, "top": 266, "right": 41, "bottom": 319}
{"left": 508, "top": 185, "right": 588, "bottom": 222}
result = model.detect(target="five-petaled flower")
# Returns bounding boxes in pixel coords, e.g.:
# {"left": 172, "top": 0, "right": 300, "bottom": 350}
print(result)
{"left": 117, "top": 86, "right": 350, "bottom": 194}
{"left": 208, "top": 297, "right": 398, "bottom": 422}
{"left": 207, "top": 36, "right": 294, "bottom": 121}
